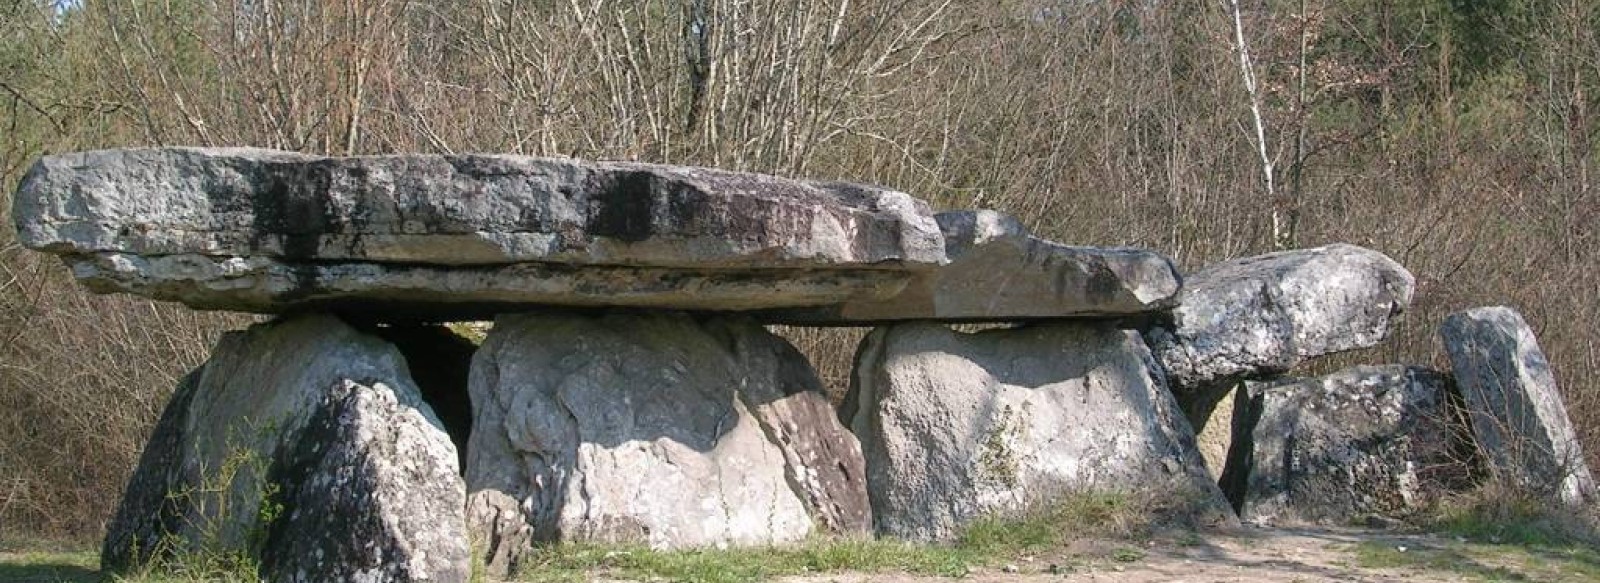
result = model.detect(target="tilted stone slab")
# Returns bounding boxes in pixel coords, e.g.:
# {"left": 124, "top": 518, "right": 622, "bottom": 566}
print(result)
{"left": 466, "top": 311, "right": 869, "bottom": 575}
{"left": 1221, "top": 365, "right": 1472, "bottom": 525}
{"left": 1145, "top": 244, "right": 1415, "bottom": 430}
{"left": 101, "top": 314, "right": 469, "bottom": 582}
{"left": 14, "top": 147, "right": 942, "bottom": 317}
{"left": 842, "top": 321, "right": 1234, "bottom": 542}
{"left": 763, "top": 210, "right": 1182, "bottom": 323}
{"left": 1442, "top": 306, "right": 1598, "bottom": 506}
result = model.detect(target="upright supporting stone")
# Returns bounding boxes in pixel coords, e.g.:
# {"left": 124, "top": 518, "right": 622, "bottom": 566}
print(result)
{"left": 101, "top": 315, "right": 470, "bottom": 582}
{"left": 465, "top": 311, "right": 869, "bottom": 575}
{"left": 1441, "top": 307, "right": 1598, "bottom": 506}
{"left": 843, "top": 322, "right": 1233, "bottom": 542}
{"left": 1221, "top": 365, "right": 1472, "bottom": 525}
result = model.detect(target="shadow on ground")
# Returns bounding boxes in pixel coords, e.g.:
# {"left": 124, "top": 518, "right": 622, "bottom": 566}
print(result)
{"left": 0, "top": 558, "right": 100, "bottom": 583}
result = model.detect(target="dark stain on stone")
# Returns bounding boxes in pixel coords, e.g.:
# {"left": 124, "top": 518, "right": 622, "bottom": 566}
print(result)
{"left": 588, "top": 171, "right": 657, "bottom": 243}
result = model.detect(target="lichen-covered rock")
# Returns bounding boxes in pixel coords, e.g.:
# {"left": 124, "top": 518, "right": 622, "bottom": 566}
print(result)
{"left": 1441, "top": 307, "right": 1598, "bottom": 506}
{"left": 1221, "top": 365, "right": 1472, "bottom": 525}
{"left": 1145, "top": 244, "right": 1414, "bottom": 430}
{"left": 13, "top": 148, "right": 943, "bottom": 317}
{"left": 766, "top": 210, "right": 1181, "bottom": 322}
{"left": 465, "top": 311, "right": 869, "bottom": 575}
{"left": 842, "top": 321, "right": 1233, "bottom": 542}
{"left": 100, "top": 314, "right": 468, "bottom": 582}
{"left": 264, "top": 380, "right": 470, "bottom": 582}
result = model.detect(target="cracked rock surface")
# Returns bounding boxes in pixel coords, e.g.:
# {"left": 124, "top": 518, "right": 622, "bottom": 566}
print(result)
{"left": 464, "top": 311, "right": 869, "bottom": 576}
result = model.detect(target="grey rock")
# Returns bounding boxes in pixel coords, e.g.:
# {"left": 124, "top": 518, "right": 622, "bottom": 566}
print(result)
{"left": 842, "top": 321, "right": 1233, "bottom": 542}
{"left": 265, "top": 380, "right": 470, "bottom": 583}
{"left": 1221, "top": 365, "right": 1472, "bottom": 525}
{"left": 465, "top": 311, "right": 868, "bottom": 575}
{"left": 61, "top": 250, "right": 914, "bottom": 318}
{"left": 765, "top": 210, "right": 1182, "bottom": 323}
{"left": 101, "top": 314, "right": 469, "bottom": 582}
{"left": 15, "top": 147, "right": 942, "bottom": 317}
{"left": 1146, "top": 244, "right": 1415, "bottom": 430}
{"left": 1441, "top": 306, "right": 1598, "bottom": 506}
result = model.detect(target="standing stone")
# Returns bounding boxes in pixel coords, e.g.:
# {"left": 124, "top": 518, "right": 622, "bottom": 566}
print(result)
{"left": 1221, "top": 365, "right": 1472, "bottom": 525}
{"left": 1441, "top": 307, "right": 1598, "bottom": 506}
{"left": 1145, "top": 244, "right": 1415, "bottom": 431}
{"left": 466, "top": 311, "right": 869, "bottom": 575}
{"left": 265, "top": 380, "right": 470, "bottom": 582}
{"left": 101, "top": 315, "right": 469, "bottom": 582}
{"left": 843, "top": 321, "right": 1233, "bottom": 542}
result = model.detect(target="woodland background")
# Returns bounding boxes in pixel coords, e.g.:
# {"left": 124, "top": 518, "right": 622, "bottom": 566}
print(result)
{"left": 1, "top": 0, "right": 1595, "bottom": 541}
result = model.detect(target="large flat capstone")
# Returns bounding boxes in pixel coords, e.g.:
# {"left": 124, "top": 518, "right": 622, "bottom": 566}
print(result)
{"left": 14, "top": 148, "right": 942, "bottom": 317}
{"left": 12, "top": 149, "right": 1180, "bottom": 321}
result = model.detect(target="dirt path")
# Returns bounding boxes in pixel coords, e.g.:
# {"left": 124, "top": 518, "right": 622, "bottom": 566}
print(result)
{"left": 765, "top": 527, "right": 1576, "bottom": 583}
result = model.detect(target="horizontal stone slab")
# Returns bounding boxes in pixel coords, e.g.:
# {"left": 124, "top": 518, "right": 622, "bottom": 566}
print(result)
{"left": 763, "top": 210, "right": 1181, "bottom": 322}
{"left": 65, "top": 251, "right": 915, "bottom": 318}
{"left": 14, "top": 147, "right": 945, "bottom": 268}
{"left": 14, "top": 149, "right": 1181, "bottom": 321}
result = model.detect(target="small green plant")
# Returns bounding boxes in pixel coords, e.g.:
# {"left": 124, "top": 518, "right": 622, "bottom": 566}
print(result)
{"left": 1111, "top": 546, "right": 1145, "bottom": 562}
{"left": 119, "top": 420, "right": 289, "bottom": 583}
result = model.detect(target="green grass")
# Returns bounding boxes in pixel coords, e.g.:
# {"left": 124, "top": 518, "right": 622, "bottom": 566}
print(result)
{"left": 516, "top": 491, "right": 1158, "bottom": 582}
{"left": 516, "top": 538, "right": 976, "bottom": 583}
{"left": 1351, "top": 539, "right": 1600, "bottom": 582}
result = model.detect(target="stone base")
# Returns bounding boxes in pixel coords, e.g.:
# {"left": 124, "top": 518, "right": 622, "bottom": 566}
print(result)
{"left": 464, "top": 311, "right": 870, "bottom": 575}
{"left": 843, "top": 321, "right": 1234, "bottom": 542}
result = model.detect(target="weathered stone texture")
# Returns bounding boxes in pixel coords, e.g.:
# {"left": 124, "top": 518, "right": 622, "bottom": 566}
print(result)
{"left": 13, "top": 147, "right": 945, "bottom": 317}
{"left": 100, "top": 314, "right": 468, "bottom": 582}
{"left": 264, "top": 380, "right": 470, "bottom": 582}
{"left": 15, "top": 147, "right": 943, "bottom": 268}
{"left": 465, "top": 311, "right": 869, "bottom": 575}
{"left": 1146, "top": 244, "right": 1415, "bottom": 430}
{"left": 1441, "top": 306, "right": 1598, "bottom": 506}
{"left": 843, "top": 321, "right": 1233, "bottom": 542}
{"left": 769, "top": 210, "right": 1181, "bottom": 322}
{"left": 1222, "top": 365, "right": 1470, "bottom": 525}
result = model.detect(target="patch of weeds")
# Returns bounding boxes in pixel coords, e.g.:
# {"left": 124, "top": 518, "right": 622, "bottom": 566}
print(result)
{"left": 1352, "top": 541, "right": 1527, "bottom": 581}
{"left": 1430, "top": 482, "right": 1599, "bottom": 548}
{"left": 517, "top": 538, "right": 975, "bottom": 583}
{"left": 1110, "top": 547, "right": 1145, "bottom": 562}
{"left": 958, "top": 489, "right": 1155, "bottom": 555}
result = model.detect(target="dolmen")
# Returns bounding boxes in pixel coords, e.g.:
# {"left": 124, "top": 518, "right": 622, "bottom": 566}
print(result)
{"left": 11, "top": 147, "right": 1591, "bottom": 582}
